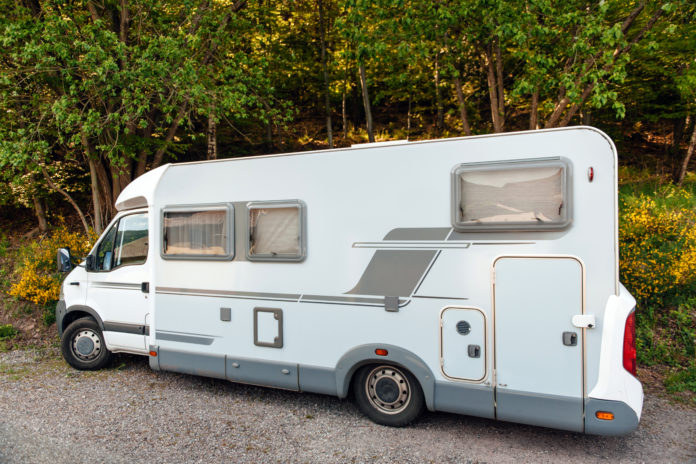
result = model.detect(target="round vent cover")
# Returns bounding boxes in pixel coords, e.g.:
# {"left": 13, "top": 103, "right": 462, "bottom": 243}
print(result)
{"left": 456, "top": 320, "right": 471, "bottom": 335}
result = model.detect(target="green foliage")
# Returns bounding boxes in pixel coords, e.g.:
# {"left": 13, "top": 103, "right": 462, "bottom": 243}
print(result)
{"left": 619, "top": 184, "right": 696, "bottom": 307}
{"left": 10, "top": 225, "right": 95, "bottom": 306}
{"left": 0, "top": 324, "right": 18, "bottom": 340}
{"left": 665, "top": 363, "right": 696, "bottom": 397}
{"left": 618, "top": 180, "right": 696, "bottom": 394}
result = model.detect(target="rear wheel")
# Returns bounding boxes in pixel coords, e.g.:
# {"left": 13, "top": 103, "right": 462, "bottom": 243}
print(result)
{"left": 61, "top": 317, "right": 112, "bottom": 370}
{"left": 353, "top": 364, "right": 424, "bottom": 427}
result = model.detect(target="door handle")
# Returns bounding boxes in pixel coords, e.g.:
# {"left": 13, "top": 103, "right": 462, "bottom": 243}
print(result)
{"left": 141, "top": 282, "right": 150, "bottom": 294}
{"left": 562, "top": 331, "right": 578, "bottom": 346}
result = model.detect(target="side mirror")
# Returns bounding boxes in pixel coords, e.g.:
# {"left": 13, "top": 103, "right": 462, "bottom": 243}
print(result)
{"left": 57, "top": 248, "right": 73, "bottom": 273}
{"left": 85, "top": 254, "right": 96, "bottom": 272}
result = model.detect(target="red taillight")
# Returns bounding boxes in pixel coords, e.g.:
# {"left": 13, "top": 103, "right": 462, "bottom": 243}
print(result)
{"left": 623, "top": 312, "right": 637, "bottom": 376}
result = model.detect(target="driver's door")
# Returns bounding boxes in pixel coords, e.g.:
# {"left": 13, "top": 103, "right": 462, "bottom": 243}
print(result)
{"left": 86, "top": 212, "right": 150, "bottom": 354}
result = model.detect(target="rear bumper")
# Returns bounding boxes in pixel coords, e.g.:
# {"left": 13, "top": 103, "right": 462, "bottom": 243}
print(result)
{"left": 585, "top": 398, "right": 639, "bottom": 435}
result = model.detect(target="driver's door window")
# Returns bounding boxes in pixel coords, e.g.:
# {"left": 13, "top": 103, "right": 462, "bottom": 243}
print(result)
{"left": 95, "top": 213, "right": 148, "bottom": 271}
{"left": 96, "top": 225, "right": 117, "bottom": 271}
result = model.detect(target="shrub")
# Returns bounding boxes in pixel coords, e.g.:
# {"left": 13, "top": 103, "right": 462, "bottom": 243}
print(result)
{"left": 0, "top": 323, "right": 17, "bottom": 339}
{"left": 619, "top": 188, "right": 696, "bottom": 308}
{"left": 9, "top": 225, "right": 95, "bottom": 306}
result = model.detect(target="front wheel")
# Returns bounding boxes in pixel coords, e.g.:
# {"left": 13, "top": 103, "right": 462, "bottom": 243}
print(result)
{"left": 353, "top": 364, "right": 424, "bottom": 427}
{"left": 61, "top": 317, "right": 112, "bottom": 370}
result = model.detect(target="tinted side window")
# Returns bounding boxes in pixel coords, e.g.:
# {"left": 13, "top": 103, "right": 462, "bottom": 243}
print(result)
{"left": 96, "top": 225, "right": 117, "bottom": 271}
{"left": 162, "top": 208, "right": 231, "bottom": 258}
{"left": 247, "top": 201, "right": 306, "bottom": 262}
{"left": 113, "top": 213, "right": 148, "bottom": 267}
{"left": 452, "top": 160, "right": 570, "bottom": 231}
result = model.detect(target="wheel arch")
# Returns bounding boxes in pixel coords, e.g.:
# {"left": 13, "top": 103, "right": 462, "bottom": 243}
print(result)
{"left": 61, "top": 305, "right": 105, "bottom": 337}
{"left": 335, "top": 344, "right": 436, "bottom": 411}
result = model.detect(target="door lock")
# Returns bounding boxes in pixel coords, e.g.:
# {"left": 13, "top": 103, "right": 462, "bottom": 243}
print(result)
{"left": 467, "top": 344, "right": 481, "bottom": 358}
{"left": 562, "top": 331, "right": 578, "bottom": 346}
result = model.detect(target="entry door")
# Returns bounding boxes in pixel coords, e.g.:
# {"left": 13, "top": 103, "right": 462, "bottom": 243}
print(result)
{"left": 494, "top": 257, "right": 584, "bottom": 432}
{"left": 86, "top": 212, "right": 150, "bottom": 354}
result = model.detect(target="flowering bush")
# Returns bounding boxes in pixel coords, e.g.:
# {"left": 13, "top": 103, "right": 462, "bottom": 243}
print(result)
{"left": 9, "top": 225, "right": 95, "bottom": 305}
{"left": 619, "top": 188, "right": 696, "bottom": 307}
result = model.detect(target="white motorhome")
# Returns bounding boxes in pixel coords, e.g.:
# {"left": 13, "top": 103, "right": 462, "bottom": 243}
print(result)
{"left": 56, "top": 126, "right": 642, "bottom": 434}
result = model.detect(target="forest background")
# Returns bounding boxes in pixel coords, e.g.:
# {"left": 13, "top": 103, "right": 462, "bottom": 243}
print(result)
{"left": 0, "top": 0, "right": 694, "bottom": 401}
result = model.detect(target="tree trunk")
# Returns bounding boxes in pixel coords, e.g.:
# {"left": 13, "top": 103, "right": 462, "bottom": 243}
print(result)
{"left": 359, "top": 63, "right": 375, "bottom": 143}
{"left": 32, "top": 195, "right": 48, "bottom": 233}
{"left": 94, "top": 157, "right": 115, "bottom": 221}
{"left": 81, "top": 134, "right": 103, "bottom": 233}
{"left": 485, "top": 42, "right": 503, "bottom": 133}
{"left": 454, "top": 76, "right": 472, "bottom": 136}
{"left": 318, "top": 0, "right": 333, "bottom": 148}
{"left": 342, "top": 57, "right": 349, "bottom": 138}
{"left": 207, "top": 105, "right": 217, "bottom": 160}
{"left": 530, "top": 87, "right": 539, "bottom": 130}
{"left": 494, "top": 37, "right": 505, "bottom": 129}
{"left": 407, "top": 95, "right": 412, "bottom": 140}
{"left": 42, "top": 165, "right": 91, "bottom": 235}
{"left": 677, "top": 115, "right": 696, "bottom": 185}
{"left": 435, "top": 53, "right": 444, "bottom": 132}
{"left": 135, "top": 122, "right": 153, "bottom": 178}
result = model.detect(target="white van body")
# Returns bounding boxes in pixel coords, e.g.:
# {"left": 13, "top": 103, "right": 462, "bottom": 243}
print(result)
{"left": 57, "top": 126, "right": 642, "bottom": 434}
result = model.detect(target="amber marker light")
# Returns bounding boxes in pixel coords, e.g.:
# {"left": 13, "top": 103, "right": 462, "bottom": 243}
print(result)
{"left": 375, "top": 348, "right": 388, "bottom": 356}
{"left": 149, "top": 350, "right": 158, "bottom": 357}
{"left": 596, "top": 411, "right": 614, "bottom": 421}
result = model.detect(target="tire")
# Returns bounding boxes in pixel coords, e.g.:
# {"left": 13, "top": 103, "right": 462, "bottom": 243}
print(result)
{"left": 353, "top": 364, "right": 425, "bottom": 427}
{"left": 61, "top": 317, "right": 112, "bottom": 370}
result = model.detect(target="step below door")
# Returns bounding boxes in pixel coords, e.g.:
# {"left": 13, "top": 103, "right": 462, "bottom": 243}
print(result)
{"left": 494, "top": 257, "right": 584, "bottom": 432}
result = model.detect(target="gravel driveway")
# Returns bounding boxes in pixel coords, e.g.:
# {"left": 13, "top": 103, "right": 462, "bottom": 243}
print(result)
{"left": 1, "top": 349, "right": 694, "bottom": 464}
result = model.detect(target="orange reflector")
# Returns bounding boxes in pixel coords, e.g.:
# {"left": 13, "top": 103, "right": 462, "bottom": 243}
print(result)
{"left": 375, "top": 349, "right": 388, "bottom": 356}
{"left": 596, "top": 411, "right": 614, "bottom": 421}
{"left": 149, "top": 350, "right": 157, "bottom": 357}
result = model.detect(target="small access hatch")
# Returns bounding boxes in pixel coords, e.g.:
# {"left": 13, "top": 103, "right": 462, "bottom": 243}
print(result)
{"left": 440, "top": 307, "right": 486, "bottom": 381}
{"left": 254, "top": 307, "right": 283, "bottom": 348}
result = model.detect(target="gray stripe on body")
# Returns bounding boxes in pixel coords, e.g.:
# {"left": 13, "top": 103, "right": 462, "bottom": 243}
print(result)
{"left": 301, "top": 295, "right": 389, "bottom": 306}
{"left": 383, "top": 228, "right": 451, "bottom": 241}
{"left": 156, "top": 331, "right": 215, "bottom": 345}
{"left": 156, "top": 287, "right": 300, "bottom": 302}
{"left": 346, "top": 250, "right": 437, "bottom": 297}
{"left": 90, "top": 282, "right": 141, "bottom": 290}
{"left": 156, "top": 287, "right": 411, "bottom": 308}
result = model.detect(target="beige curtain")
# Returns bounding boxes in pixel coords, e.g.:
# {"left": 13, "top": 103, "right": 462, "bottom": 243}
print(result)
{"left": 164, "top": 210, "right": 227, "bottom": 255}
{"left": 249, "top": 207, "right": 300, "bottom": 256}
{"left": 459, "top": 167, "right": 564, "bottom": 224}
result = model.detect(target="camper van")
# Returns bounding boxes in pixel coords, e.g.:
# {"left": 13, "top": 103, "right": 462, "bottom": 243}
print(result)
{"left": 56, "top": 126, "right": 642, "bottom": 435}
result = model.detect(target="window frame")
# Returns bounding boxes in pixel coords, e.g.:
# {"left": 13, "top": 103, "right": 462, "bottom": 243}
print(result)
{"left": 160, "top": 203, "right": 235, "bottom": 261}
{"left": 89, "top": 211, "right": 149, "bottom": 273}
{"left": 245, "top": 200, "right": 307, "bottom": 263}
{"left": 451, "top": 157, "right": 572, "bottom": 232}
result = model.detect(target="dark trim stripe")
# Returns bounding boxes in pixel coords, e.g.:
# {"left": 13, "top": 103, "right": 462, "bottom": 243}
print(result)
{"left": 301, "top": 295, "right": 388, "bottom": 306}
{"left": 156, "top": 331, "right": 215, "bottom": 345}
{"left": 156, "top": 287, "right": 412, "bottom": 308}
{"left": 90, "top": 282, "right": 142, "bottom": 290}
{"left": 103, "top": 321, "right": 149, "bottom": 336}
{"left": 156, "top": 287, "right": 300, "bottom": 302}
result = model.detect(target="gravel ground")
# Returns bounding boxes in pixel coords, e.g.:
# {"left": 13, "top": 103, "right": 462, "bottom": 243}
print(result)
{"left": 0, "top": 349, "right": 695, "bottom": 464}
